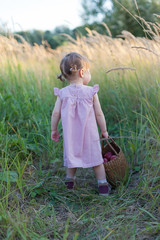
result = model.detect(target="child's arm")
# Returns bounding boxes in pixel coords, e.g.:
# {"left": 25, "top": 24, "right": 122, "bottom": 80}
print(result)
{"left": 93, "top": 93, "right": 108, "bottom": 139}
{"left": 51, "top": 96, "right": 62, "bottom": 142}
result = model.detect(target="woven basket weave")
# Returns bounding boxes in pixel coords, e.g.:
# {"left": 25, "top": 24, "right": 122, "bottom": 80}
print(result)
{"left": 102, "top": 136, "right": 128, "bottom": 187}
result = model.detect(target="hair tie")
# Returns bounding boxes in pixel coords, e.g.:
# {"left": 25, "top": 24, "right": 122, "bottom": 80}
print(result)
{"left": 70, "top": 64, "right": 77, "bottom": 73}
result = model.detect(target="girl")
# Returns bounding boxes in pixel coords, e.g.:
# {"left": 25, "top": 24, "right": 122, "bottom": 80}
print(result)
{"left": 51, "top": 52, "right": 110, "bottom": 195}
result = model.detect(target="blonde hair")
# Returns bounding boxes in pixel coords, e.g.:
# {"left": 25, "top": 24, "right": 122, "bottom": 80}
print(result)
{"left": 57, "top": 52, "right": 89, "bottom": 82}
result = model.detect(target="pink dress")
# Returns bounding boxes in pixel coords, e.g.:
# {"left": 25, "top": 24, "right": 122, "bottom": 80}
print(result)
{"left": 54, "top": 84, "right": 104, "bottom": 168}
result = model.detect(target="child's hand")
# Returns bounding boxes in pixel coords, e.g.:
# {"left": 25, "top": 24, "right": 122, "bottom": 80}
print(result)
{"left": 101, "top": 131, "right": 109, "bottom": 140}
{"left": 51, "top": 130, "right": 60, "bottom": 142}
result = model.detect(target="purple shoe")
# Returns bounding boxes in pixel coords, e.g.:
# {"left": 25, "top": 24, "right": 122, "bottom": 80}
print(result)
{"left": 98, "top": 183, "right": 110, "bottom": 196}
{"left": 65, "top": 178, "right": 75, "bottom": 190}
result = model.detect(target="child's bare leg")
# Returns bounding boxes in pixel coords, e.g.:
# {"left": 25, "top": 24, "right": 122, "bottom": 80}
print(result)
{"left": 66, "top": 168, "right": 77, "bottom": 178}
{"left": 65, "top": 168, "right": 77, "bottom": 190}
{"left": 93, "top": 163, "right": 106, "bottom": 180}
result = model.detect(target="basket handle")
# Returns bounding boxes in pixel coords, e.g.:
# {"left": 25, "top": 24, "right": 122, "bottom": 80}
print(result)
{"left": 101, "top": 136, "right": 118, "bottom": 156}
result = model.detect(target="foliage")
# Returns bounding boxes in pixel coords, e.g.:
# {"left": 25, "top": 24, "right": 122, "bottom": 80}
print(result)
{"left": 12, "top": 25, "right": 73, "bottom": 49}
{"left": 81, "top": 0, "right": 160, "bottom": 36}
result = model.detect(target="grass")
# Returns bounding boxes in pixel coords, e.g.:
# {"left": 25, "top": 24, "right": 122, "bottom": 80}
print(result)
{"left": 0, "top": 17, "right": 160, "bottom": 239}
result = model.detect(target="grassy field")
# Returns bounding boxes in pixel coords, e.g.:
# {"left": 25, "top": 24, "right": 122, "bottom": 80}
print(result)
{"left": 0, "top": 18, "right": 160, "bottom": 239}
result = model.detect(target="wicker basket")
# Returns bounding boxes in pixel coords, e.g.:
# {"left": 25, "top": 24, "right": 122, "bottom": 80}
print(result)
{"left": 102, "top": 136, "right": 128, "bottom": 187}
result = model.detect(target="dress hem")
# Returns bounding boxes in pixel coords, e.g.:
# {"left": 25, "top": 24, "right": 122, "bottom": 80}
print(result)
{"left": 64, "top": 160, "right": 104, "bottom": 169}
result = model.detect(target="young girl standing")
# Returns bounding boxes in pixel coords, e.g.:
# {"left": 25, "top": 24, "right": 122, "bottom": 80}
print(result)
{"left": 51, "top": 52, "right": 110, "bottom": 195}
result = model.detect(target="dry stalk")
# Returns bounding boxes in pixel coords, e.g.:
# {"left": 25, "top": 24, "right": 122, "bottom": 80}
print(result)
{"left": 134, "top": 0, "right": 139, "bottom": 11}
{"left": 154, "top": 24, "right": 160, "bottom": 33}
{"left": 131, "top": 46, "right": 160, "bottom": 57}
{"left": 13, "top": 33, "right": 27, "bottom": 44}
{"left": 156, "top": 22, "right": 160, "bottom": 29}
{"left": 144, "top": 29, "right": 158, "bottom": 38}
{"left": 60, "top": 33, "right": 77, "bottom": 45}
{"left": 85, "top": 27, "right": 93, "bottom": 36}
{"left": 153, "top": 26, "right": 159, "bottom": 36}
{"left": 153, "top": 14, "right": 160, "bottom": 19}
{"left": 106, "top": 67, "right": 136, "bottom": 74}
{"left": 101, "top": 22, "right": 112, "bottom": 37}
{"left": 145, "top": 22, "right": 160, "bottom": 36}
{"left": 136, "top": 15, "right": 152, "bottom": 31}
{"left": 121, "top": 30, "right": 136, "bottom": 40}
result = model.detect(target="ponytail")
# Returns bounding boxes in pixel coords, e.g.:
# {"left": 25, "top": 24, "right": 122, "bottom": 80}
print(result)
{"left": 57, "top": 72, "right": 65, "bottom": 82}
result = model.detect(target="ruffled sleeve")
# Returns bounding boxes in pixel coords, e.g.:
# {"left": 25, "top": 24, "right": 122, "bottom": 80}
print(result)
{"left": 92, "top": 84, "right": 99, "bottom": 96}
{"left": 54, "top": 87, "right": 60, "bottom": 97}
